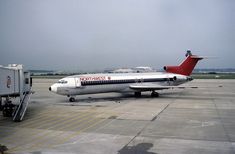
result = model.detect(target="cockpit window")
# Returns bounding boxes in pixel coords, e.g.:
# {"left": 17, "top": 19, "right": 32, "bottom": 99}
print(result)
{"left": 57, "top": 80, "right": 68, "bottom": 84}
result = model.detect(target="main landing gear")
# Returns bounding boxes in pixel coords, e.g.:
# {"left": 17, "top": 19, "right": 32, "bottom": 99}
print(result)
{"left": 134, "top": 92, "right": 141, "bottom": 97}
{"left": 134, "top": 91, "right": 159, "bottom": 98}
{"left": 151, "top": 91, "right": 159, "bottom": 97}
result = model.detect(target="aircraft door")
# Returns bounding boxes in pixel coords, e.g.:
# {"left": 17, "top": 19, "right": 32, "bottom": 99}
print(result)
{"left": 75, "top": 78, "right": 81, "bottom": 87}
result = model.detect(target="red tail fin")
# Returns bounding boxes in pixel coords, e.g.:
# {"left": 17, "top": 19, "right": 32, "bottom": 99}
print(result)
{"left": 163, "top": 50, "right": 203, "bottom": 76}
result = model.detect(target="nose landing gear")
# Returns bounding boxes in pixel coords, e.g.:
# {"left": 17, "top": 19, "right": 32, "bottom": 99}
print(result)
{"left": 69, "top": 97, "right": 76, "bottom": 102}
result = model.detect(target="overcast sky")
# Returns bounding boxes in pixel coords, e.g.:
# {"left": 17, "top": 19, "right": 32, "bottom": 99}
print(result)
{"left": 0, "top": 0, "right": 234, "bottom": 71}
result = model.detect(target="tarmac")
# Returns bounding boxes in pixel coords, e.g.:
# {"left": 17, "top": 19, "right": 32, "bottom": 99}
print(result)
{"left": 0, "top": 79, "right": 235, "bottom": 154}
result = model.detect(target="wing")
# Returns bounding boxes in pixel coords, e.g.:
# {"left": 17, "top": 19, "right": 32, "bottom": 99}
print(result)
{"left": 129, "top": 83, "right": 198, "bottom": 91}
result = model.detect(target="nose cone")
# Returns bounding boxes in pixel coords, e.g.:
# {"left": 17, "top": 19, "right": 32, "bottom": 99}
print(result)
{"left": 49, "top": 84, "right": 57, "bottom": 93}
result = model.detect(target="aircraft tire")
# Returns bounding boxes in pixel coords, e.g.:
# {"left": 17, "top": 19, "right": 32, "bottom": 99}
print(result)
{"left": 134, "top": 92, "right": 141, "bottom": 97}
{"left": 151, "top": 91, "right": 159, "bottom": 97}
{"left": 69, "top": 97, "right": 75, "bottom": 102}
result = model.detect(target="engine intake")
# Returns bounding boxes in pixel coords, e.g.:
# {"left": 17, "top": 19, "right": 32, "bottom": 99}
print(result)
{"left": 163, "top": 66, "right": 181, "bottom": 74}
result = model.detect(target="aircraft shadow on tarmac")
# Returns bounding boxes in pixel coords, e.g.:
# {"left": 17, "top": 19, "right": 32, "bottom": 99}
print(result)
{"left": 56, "top": 94, "right": 169, "bottom": 105}
{"left": 57, "top": 92, "right": 214, "bottom": 106}
{"left": 118, "top": 143, "right": 157, "bottom": 154}
{"left": 54, "top": 91, "right": 193, "bottom": 105}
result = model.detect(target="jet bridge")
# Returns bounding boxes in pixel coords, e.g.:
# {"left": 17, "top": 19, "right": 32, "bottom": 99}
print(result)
{"left": 0, "top": 64, "right": 33, "bottom": 122}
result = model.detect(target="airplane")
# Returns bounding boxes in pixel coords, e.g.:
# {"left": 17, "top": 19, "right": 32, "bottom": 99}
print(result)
{"left": 49, "top": 50, "right": 203, "bottom": 102}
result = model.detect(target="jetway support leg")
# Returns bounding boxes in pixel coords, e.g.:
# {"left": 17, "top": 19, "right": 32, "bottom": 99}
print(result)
{"left": 0, "top": 97, "right": 2, "bottom": 111}
{"left": 2, "top": 97, "right": 16, "bottom": 117}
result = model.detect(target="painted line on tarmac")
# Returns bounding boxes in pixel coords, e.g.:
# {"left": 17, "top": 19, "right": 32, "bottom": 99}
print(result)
{"left": 7, "top": 110, "right": 98, "bottom": 153}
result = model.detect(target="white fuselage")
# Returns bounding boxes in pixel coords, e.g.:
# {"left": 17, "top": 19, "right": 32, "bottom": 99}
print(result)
{"left": 49, "top": 72, "right": 191, "bottom": 96}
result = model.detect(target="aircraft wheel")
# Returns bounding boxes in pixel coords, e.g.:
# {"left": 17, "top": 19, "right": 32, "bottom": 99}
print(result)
{"left": 134, "top": 92, "right": 141, "bottom": 97}
{"left": 69, "top": 97, "right": 75, "bottom": 102}
{"left": 151, "top": 91, "right": 159, "bottom": 97}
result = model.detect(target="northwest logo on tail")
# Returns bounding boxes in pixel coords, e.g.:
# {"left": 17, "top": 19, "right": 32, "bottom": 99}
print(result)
{"left": 163, "top": 50, "right": 203, "bottom": 76}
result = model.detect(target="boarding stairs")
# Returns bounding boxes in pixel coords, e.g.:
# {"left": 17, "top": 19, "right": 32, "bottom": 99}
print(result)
{"left": 13, "top": 89, "right": 33, "bottom": 122}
